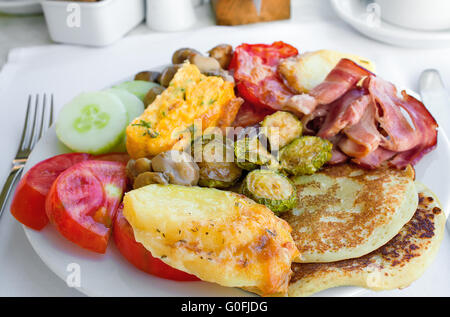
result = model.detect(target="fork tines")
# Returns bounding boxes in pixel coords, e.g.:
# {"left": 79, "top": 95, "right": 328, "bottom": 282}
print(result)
{"left": 17, "top": 94, "right": 54, "bottom": 159}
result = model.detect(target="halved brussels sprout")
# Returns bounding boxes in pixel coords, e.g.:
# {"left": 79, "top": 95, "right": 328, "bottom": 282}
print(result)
{"left": 261, "top": 111, "right": 303, "bottom": 151}
{"left": 280, "top": 136, "right": 332, "bottom": 176}
{"left": 234, "top": 136, "right": 278, "bottom": 171}
{"left": 241, "top": 169, "right": 297, "bottom": 214}
{"left": 193, "top": 136, "right": 242, "bottom": 189}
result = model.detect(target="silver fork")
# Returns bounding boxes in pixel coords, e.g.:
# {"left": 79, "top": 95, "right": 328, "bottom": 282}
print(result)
{"left": 0, "top": 94, "right": 54, "bottom": 218}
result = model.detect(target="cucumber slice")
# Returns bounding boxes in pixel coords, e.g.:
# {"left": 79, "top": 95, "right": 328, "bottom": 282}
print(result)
{"left": 113, "top": 80, "right": 160, "bottom": 101}
{"left": 56, "top": 91, "right": 128, "bottom": 155}
{"left": 106, "top": 88, "right": 145, "bottom": 123}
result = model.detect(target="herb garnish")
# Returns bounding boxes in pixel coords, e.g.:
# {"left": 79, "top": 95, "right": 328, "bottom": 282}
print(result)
{"left": 132, "top": 120, "right": 159, "bottom": 138}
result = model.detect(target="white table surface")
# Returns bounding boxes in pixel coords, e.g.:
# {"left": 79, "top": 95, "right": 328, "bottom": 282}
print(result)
{"left": 0, "top": 0, "right": 449, "bottom": 297}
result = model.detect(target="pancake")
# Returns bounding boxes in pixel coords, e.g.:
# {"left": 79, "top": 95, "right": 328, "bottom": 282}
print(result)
{"left": 288, "top": 182, "right": 446, "bottom": 296}
{"left": 281, "top": 164, "right": 418, "bottom": 263}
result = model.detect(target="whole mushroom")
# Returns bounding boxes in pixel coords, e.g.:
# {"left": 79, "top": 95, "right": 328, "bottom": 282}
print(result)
{"left": 133, "top": 172, "right": 169, "bottom": 189}
{"left": 152, "top": 150, "right": 200, "bottom": 186}
{"left": 208, "top": 44, "right": 233, "bottom": 70}
{"left": 126, "top": 157, "right": 153, "bottom": 183}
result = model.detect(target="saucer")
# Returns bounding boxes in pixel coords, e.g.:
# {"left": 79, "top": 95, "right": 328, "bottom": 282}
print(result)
{"left": 330, "top": 0, "right": 450, "bottom": 48}
{"left": 0, "top": 0, "right": 42, "bottom": 15}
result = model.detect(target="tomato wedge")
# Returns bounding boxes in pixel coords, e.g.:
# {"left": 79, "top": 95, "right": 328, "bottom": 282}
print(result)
{"left": 10, "top": 153, "right": 90, "bottom": 230}
{"left": 229, "top": 41, "right": 298, "bottom": 112}
{"left": 45, "top": 160, "right": 127, "bottom": 253}
{"left": 113, "top": 205, "right": 199, "bottom": 281}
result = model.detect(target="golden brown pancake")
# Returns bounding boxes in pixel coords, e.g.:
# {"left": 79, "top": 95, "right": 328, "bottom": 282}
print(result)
{"left": 282, "top": 164, "right": 418, "bottom": 263}
{"left": 288, "top": 182, "right": 446, "bottom": 296}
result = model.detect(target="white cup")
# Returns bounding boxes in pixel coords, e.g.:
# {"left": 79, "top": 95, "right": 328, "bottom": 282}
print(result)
{"left": 146, "top": 0, "right": 197, "bottom": 32}
{"left": 375, "top": 0, "right": 450, "bottom": 31}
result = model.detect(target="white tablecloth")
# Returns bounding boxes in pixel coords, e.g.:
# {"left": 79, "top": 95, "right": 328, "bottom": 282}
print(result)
{"left": 0, "top": 0, "right": 449, "bottom": 297}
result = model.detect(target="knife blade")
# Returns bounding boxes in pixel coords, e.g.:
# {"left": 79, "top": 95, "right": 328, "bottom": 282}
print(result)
{"left": 419, "top": 69, "right": 450, "bottom": 231}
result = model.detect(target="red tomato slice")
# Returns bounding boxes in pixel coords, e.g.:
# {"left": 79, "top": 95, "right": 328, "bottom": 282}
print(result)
{"left": 93, "top": 153, "right": 130, "bottom": 164}
{"left": 113, "top": 205, "right": 199, "bottom": 281}
{"left": 45, "top": 160, "right": 127, "bottom": 253}
{"left": 229, "top": 41, "right": 298, "bottom": 112}
{"left": 10, "top": 153, "right": 90, "bottom": 230}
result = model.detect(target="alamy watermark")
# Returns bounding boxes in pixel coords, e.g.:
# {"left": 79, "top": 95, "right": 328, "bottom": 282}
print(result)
{"left": 66, "top": 4, "right": 81, "bottom": 28}
{"left": 66, "top": 262, "right": 81, "bottom": 288}
{"left": 364, "top": 2, "right": 382, "bottom": 28}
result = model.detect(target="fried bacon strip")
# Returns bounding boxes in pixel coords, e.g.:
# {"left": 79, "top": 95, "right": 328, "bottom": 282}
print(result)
{"left": 293, "top": 60, "right": 438, "bottom": 169}
{"left": 284, "top": 59, "right": 372, "bottom": 115}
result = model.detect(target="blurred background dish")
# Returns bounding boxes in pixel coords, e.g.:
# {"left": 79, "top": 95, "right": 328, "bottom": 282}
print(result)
{"left": 375, "top": 0, "right": 450, "bottom": 31}
{"left": 146, "top": 0, "right": 197, "bottom": 32}
{"left": 331, "top": 0, "right": 450, "bottom": 48}
{"left": 41, "top": 0, "right": 145, "bottom": 46}
{"left": 0, "top": 0, "right": 42, "bottom": 15}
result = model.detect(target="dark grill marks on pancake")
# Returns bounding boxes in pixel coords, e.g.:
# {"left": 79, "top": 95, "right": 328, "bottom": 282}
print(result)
{"left": 282, "top": 164, "right": 414, "bottom": 255}
{"left": 290, "top": 192, "right": 440, "bottom": 284}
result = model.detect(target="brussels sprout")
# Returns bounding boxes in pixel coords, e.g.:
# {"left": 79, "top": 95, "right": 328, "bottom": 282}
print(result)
{"left": 280, "top": 136, "right": 332, "bottom": 176}
{"left": 241, "top": 169, "right": 297, "bottom": 214}
{"left": 234, "top": 137, "right": 278, "bottom": 171}
{"left": 261, "top": 111, "right": 303, "bottom": 151}
{"left": 193, "top": 136, "right": 242, "bottom": 189}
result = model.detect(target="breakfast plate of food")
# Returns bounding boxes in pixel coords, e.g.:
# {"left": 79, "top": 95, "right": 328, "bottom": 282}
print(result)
{"left": 11, "top": 41, "right": 449, "bottom": 297}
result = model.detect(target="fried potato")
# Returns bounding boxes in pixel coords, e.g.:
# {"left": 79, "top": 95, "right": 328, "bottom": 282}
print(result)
{"left": 278, "top": 49, "right": 376, "bottom": 94}
{"left": 126, "top": 63, "right": 241, "bottom": 158}
{"left": 123, "top": 184, "right": 299, "bottom": 296}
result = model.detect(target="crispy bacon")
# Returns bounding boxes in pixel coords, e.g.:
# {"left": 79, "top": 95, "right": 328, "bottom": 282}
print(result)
{"left": 352, "top": 147, "right": 396, "bottom": 169}
{"left": 284, "top": 59, "right": 372, "bottom": 115}
{"left": 389, "top": 92, "right": 438, "bottom": 168}
{"left": 342, "top": 100, "right": 381, "bottom": 158}
{"left": 310, "top": 59, "right": 372, "bottom": 104}
{"left": 295, "top": 60, "right": 438, "bottom": 169}
{"left": 301, "top": 104, "right": 330, "bottom": 135}
{"left": 368, "top": 77, "right": 419, "bottom": 152}
{"left": 317, "top": 88, "right": 369, "bottom": 139}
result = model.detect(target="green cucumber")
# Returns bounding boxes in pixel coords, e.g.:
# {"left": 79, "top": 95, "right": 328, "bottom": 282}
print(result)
{"left": 113, "top": 80, "right": 160, "bottom": 102}
{"left": 56, "top": 91, "right": 128, "bottom": 155}
{"left": 105, "top": 88, "right": 145, "bottom": 123}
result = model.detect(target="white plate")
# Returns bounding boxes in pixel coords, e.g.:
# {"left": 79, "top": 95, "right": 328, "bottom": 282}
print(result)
{"left": 21, "top": 89, "right": 450, "bottom": 297}
{"left": 0, "top": 0, "right": 42, "bottom": 15}
{"left": 330, "top": 0, "right": 450, "bottom": 48}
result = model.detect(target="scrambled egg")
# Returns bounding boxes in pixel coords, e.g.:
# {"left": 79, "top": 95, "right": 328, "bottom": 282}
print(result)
{"left": 123, "top": 184, "right": 299, "bottom": 296}
{"left": 279, "top": 49, "right": 376, "bottom": 94}
{"left": 126, "top": 63, "right": 241, "bottom": 158}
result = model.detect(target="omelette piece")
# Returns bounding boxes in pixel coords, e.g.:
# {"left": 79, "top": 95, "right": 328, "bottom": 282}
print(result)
{"left": 288, "top": 182, "right": 446, "bottom": 297}
{"left": 126, "top": 63, "right": 242, "bottom": 159}
{"left": 278, "top": 49, "right": 376, "bottom": 94}
{"left": 281, "top": 163, "right": 418, "bottom": 263}
{"left": 123, "top": 184, "right": 299, "bottom": 296}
